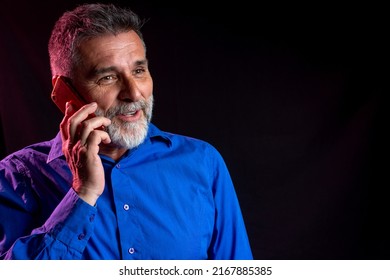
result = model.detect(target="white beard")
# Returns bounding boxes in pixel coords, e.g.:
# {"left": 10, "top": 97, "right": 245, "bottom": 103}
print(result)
{"left": 95, "top": 96, "right": 153, "bottom": 150}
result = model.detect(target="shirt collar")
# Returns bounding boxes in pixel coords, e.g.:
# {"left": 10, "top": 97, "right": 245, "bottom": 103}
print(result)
{"left": 46, "top": 123, "right": 172, "bottom": 163}
{"left": 47, "top": 132, "right": 64, "bottom": 163}
{"left": 147, "top": 123, "right": 172, "bottom": 147}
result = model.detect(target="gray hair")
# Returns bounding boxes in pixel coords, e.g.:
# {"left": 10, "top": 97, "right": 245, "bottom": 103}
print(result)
{"left": 48, "top": 3, "right": 145, "bottom": 78}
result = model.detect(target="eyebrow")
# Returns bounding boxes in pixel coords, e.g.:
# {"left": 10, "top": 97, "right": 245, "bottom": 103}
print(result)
{"left": 90, "top": 59, "right": 148, "bottom": 77}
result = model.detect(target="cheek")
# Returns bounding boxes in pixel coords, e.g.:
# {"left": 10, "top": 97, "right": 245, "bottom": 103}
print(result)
{"left": 141, "top": 80, "right": 153, "bottom": 98}
{"left": 81, "top": 85, "right": 114, "bottom": 110}
{"left": 94, "top": 94, "right": 117, "bottom": 112}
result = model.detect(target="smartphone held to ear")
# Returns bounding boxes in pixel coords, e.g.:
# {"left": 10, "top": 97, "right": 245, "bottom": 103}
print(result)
{"left": 51, "top": 75, "right": 89, "bottom": 114}
{"left": 51, "top": 75, "right": 103, "bottom": 129}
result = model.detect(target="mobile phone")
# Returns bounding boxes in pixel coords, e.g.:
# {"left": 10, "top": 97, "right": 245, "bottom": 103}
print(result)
{"left": 51, "top": 75, "right": 103, "bottom": 130}
{"left": 51, "top": 75, "right": 89, "bottom": 114}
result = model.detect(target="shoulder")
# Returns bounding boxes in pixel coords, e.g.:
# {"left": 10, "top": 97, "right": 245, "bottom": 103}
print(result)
{"left": 151, "top": 125, "right": 226, "bottom": 170}
{"left": 152, "top": 124, "right": 221, "bottom": 156}
{"left": 0, "top": 136, "right": 57, "bottom": 171}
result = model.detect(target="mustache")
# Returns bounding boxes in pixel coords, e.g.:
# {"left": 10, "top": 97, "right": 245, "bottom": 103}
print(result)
{"left": 95, "top": 100, "right": 149, "bottom": 117}
{"left": 111, "top": 100, "right": 148, "bottom": 115}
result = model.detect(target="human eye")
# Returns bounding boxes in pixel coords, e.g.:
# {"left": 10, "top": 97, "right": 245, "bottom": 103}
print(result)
{"left": 97, "top": 75, "right": 117, "bottom": 85}
{"left": 133, "top": 67, "right": 147, "bottom": 77}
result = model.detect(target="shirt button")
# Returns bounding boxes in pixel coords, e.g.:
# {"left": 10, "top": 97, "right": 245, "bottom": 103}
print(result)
{"left": 116, "top": 163, "right": 120, "bottom": 168}
{"left": 78, "top": 233, "right": 85, "bottom": 240}
{"left": 128, "top": 247, "right": 135, "bottom": 254}
{"left": 123, "top": 204, "right": 130, "bottom": 211}
{"left": 89, "top": 214, "right": 95, "bottom": 222}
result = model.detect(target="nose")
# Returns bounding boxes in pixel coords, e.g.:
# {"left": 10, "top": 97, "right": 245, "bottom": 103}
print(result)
{"left": 118, "top": 77, "right": 142, "bottom": 102}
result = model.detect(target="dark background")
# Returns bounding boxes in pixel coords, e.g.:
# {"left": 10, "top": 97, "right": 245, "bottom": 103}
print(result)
{"left": 0, "top": 1, "right": 388, "bottom": 259}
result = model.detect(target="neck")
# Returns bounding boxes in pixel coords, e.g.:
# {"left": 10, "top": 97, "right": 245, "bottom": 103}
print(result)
{"left": 99, "top": 143, "right": 128, "bottom": 162}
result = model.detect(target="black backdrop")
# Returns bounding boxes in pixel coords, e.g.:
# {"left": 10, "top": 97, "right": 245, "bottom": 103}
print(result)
{"left": 0, "top": 0, "right": 388, "bottom": 259}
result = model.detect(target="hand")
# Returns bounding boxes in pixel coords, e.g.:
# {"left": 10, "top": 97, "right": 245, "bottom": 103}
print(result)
{"left": 60, "top": 101, "right": 112, "bottom": 206}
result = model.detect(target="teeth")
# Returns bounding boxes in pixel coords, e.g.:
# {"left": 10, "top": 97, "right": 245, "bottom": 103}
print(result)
{"left": 124, "top": 111, "right": 136, "bottom": 115}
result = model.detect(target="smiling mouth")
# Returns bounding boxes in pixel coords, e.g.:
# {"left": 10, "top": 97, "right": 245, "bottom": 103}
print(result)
{"left": 122, "top": 110, "right": 138, "bottom": 116}
{"left": 117, "top": 110, "right": 142, "bottom": 121}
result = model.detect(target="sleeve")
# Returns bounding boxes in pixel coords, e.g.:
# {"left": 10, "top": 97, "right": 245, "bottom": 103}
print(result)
{"left": 206, "top": 146, "right": 253, "bottom": 260}
{"left": 0, "top": 157, "right": 97, "bottom": 260}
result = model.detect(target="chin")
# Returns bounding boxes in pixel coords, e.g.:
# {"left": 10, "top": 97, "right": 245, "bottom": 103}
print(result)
{"left": 107, "top": 117, "right": 149, "bottom": 150}
{"left": 96, "top": 95, "right": 154, "bottom": 150}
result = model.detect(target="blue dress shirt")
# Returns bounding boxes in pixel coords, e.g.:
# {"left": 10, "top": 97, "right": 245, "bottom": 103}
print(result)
{"left": 0, "top": 123, "right": 252, "bottom": 259}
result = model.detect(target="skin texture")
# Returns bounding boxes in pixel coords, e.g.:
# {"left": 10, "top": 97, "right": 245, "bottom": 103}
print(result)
{"left": 59, "top": 31, "right": 153, "bottom": 206}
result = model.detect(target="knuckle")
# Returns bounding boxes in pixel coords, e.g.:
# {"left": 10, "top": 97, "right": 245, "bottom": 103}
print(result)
{"left": 81, "top": 120, "right": 94, "bottom": 130}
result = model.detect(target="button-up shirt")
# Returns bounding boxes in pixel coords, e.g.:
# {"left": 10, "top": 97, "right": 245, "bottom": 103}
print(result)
{"left": 0, "top": 123, "right": 252, "bottom": 259}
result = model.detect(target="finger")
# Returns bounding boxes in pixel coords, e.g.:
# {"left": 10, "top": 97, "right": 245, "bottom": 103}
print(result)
{"left": 83, "top": 129, "right": 112, "bottom": 153}
{"left": 67, "top": 102, "right": 98, "bottom": 142}
{"left": 60, "top": 101, "right": 77, "bottom": 143}
{"left": 79, "top": 117, "right": 112, "bottom": 146}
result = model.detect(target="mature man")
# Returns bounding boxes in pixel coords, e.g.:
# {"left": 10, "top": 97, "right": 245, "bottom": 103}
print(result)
{"left": 0, "top": 3, "right": 252, "bottom": 259}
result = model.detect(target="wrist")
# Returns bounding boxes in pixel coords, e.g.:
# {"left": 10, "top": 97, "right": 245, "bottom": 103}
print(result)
{"left": 72, "top": 186, "right": 100, "bottom": 206}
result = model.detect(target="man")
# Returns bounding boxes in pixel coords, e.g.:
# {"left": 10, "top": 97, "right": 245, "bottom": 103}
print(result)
{"left": 0, "top": 3, "right": 252, "bottom": 259}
